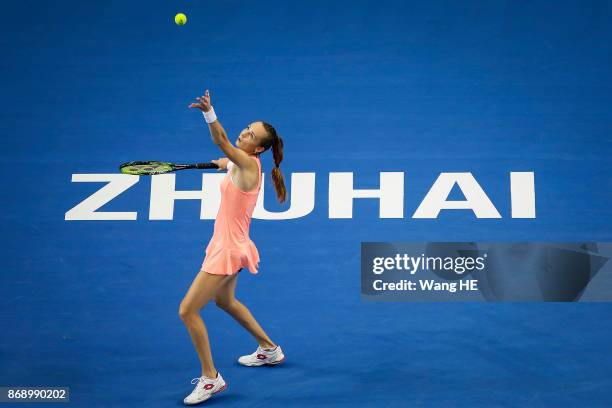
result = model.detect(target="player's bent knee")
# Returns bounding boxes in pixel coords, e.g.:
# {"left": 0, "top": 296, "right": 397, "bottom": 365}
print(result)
{"left": 178, "top": 303, "right": 198, "bottom": 320}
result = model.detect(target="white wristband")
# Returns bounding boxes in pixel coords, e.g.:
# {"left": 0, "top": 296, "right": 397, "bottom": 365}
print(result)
{"left": 226, "top": 160, "right": 235, "bottom": 171}
{"left": 202, "top": 106, "right": 218, "bottom": 124}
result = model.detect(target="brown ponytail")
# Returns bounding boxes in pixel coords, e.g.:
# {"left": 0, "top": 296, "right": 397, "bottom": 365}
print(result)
{"left": 260, "top": 122, "right": 287, "bottom": 203}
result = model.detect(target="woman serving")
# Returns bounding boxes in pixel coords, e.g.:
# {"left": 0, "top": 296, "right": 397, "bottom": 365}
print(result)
{"left": 180, "top": 89, "right": 286, "bottom": 405}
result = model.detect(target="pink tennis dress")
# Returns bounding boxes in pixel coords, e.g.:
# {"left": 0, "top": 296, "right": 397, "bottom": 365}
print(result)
{"left": 201, "top": 156, "right": 261, "bottom": 275}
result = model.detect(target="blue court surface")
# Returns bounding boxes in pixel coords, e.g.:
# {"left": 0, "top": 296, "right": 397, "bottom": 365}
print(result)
{"left": 1, "top": 0, "right": 611, "bottom": 407}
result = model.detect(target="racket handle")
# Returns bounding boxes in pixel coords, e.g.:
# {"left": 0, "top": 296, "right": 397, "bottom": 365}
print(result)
{"left": 196, "top": 162, "right": 219, "bottom": 169}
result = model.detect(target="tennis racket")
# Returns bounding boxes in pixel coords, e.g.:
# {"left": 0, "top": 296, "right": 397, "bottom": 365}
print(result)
{"left": 119, "top": 161, "right": 219, "bottom": 175}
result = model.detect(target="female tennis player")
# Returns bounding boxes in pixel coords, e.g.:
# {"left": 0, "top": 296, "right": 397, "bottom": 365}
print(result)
{"left": 180, "top": 90, "right": 287, "bottom": 405}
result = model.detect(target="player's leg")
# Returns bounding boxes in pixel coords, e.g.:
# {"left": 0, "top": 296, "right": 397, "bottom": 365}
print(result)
{"left": 179, "top": 270, "right": 233, "bottom": 378}
{"left": 214, "top": 272, "right": 276, "bottom": 349}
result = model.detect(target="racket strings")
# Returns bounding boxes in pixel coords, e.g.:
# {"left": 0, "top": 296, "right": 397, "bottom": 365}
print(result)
{"left": 120, "top": 161, "right": 173, "bottom": 175}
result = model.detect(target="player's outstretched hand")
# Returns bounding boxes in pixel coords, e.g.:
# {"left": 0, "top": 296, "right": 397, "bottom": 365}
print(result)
{"left": 189, "top": 89, "right": 212, "bottom": 112}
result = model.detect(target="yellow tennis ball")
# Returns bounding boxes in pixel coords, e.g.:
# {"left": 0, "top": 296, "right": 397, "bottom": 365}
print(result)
{"left": 175, "top": 13, "right": 187, "bottom": 26}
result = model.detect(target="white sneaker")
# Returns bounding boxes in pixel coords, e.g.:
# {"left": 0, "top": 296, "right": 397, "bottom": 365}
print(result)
{"left": 238, "top": 345, "right": 285, "bottom": 366}
{"left": 183, "top": 372, "right": 227, "bottom": 405}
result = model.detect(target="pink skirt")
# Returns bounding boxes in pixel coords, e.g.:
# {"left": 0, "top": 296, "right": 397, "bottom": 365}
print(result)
{"left": 201, "top": 240, "right": 260, "bottom": 275}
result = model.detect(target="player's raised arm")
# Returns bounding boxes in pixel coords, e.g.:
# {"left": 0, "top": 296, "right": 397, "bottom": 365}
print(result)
{"left": 189, "top": 90, "right": 255, "bottom": 170}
